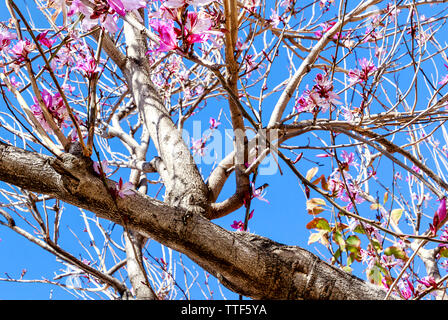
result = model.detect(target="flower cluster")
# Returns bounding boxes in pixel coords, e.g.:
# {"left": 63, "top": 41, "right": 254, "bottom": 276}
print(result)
{"left": 348, "top": 58, "right": 377, "bottom": 85}
{"left": 74, "top": 51, "right": 103, "bottom": 79}
{"left": 10, "top": 39, "right": 35, "bottom": 62}
{"left": 0, "top": 27, "right": 16, "bottom": 51}
{"left": 148, "top": 0, "right": 222, "bottom": 53}
{"left": 68, "top": 0, "right": 146, "bottom": 34}
{"left": 314, "top": 21, "right": 336, "bottom": 39}
{"left": 295, "top": 73, "right": 341, "bottom": 114}
{"left": 398, "top": 274, "right": 438, "bottom": 299}
{"left": 31, "top": 89, "right": 70, "bottom": 133}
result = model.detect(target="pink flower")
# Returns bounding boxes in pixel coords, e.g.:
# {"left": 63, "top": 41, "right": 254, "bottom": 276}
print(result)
{"left": 387, "top": 4, "right": 400, "bottom": 21}
{"left": 101, "top": 14, "right": 119, "bottom": 34}
{"left": 316, "top": 153, "right": 332, "bottom": 158}
{"left": 122, "top": 0, "right": 146, "bottom": 11}
{"left": 231, "top": 220, "right": 244, "bottom": 231}
{"left": 430, "top": 197, "right": 447, "bottom": 235}
{"left": 75, "top": 55, "right": 102, "bottom": 78}
{"left": 11, "top": 39, "right": 35, "bottom": 61}
{"left": 269, "top": 8, "right": 281, "bottom": 28}
{"left": 93, "top": 160, "right": 113, "bottom": 176}
{"left": 68, "top": 0, "right": 97, "bottom": 32}
{"left": 62, "top": 84, "right": 76, "bottom": 94}
{"left": 209, "top": 117, "right": 220, "bottom": 130}
{"left": 149, "top": 19, "right": 178, "bottom": 52}
{"left": 36, "top": 31, "right": 56, "bottom": 49}
{"left": 31, "top": 88, "right": 69, "bottom": 132}
{"left": 251, "top": 183, "right": 269, "bottom": 204}
{"left": 184, "top": 11, "right": 214, "bottom": 45}
{"left": 189, "top": 0, "right": 214, "bottom": 6}
{"left": 115, "top": 178, "right": 135, "bottom": 198}
{"left": 51, "top": 45, "right": 76, "bottom": 69}
{"left": 230, "top": 210, "right": 254, "bottom": 231}
{"left": 106, "top": 0, "right": 126, "bottom": 16}
{"left": 68, "top": 0, "right": 91, "bottom": 17}
{"left": 162, "top": 0, "right": 186, "bottom": 8}
{"left": 417, "top": 276, "right": 437, "bottom": 289}
{"left": 319, "top": 0, "right": 335, "bottom": 9}
{"left": 440, "top": 74, "right": 448, "bottom": 86}
{"left": 360, "top": 248, "right": 375, "bottom": 269}
{"left": 340, "top": 150, "right": 358, "bottom": 169}
{"left": 191, "top": 137, "right": 206, "bottom": 156}
{"left": 398, "top": 278, "right": 414, "bottom": 300}
{"left": 31, "top": 104, "right": 52, "bottom": 132}
{"left": 348, "top": 58, "right": 377, "bottom": 85}
{"left": 245, "top": 0, "right": 260, "bottom": 13}
{"left": 279, "top": 0, "right": 292, "bottom": 7}
{"left": 364, "top": 28, "right": 382, "bottom": 42}
{"left": 314, "top": 21, "right": 336, "bottom": 39}
{"left": 0, "top": 28, "right": 16, "bottom": 51}
{"left": 440, "top": 226, "right": 448, "bottom": 243}
{"left": 295, "top": 73, "right": 341, "bottom": 114}
{"left": 9, "top": 76, "right": 23, "bottom": 89}
{"left": 339, "top": 183, "right": 364, "bottom": 211}
{"left": 106, "top": 0, "right": 145, "bottom": 15}
{"left": 439, "top": 64, "right": 448, "bottom": 86}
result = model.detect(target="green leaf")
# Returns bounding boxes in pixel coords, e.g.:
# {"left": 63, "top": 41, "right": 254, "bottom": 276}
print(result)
{"left": 306, "top": 217, "right": 331, "bottom": 231}
{"left": 347, "top": 250, "right": 362, "bottom": 264}
{"left": 352, "top": 224, "right": 365, "bottom": 234}
{"left": 391, "top": 209, "right": 404, "bottom": 225}
{"left": 370, "top": 238, "right": 383, "bottom": 252}
{"left": 346, "top": 235, "right": 361, "bottom": 253}
{"left": 367, "top": 266, "right": 383, "bottom": 285}
{"left": 385, "top": 246, "right": 408, "bottom": 261}
{"left": 440, "top": 247, "right": 448, "bottom": 258}
{"left": 333, "top": 231, "right": 346, "bottom": 251}
{"left": 331, "top": 248, "right": 342, "bottom": 264}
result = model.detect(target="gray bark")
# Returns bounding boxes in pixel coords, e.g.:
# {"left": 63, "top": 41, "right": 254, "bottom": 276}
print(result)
{"left": 122, "top": 16, "right": 210, "bottom": 214}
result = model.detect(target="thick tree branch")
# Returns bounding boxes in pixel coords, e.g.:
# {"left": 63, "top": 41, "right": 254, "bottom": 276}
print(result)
{"left": 0, "top": 142, "right": 398, "bottom": 299}
{"left": 122, "top": 13, "right": 210, "bottom": 213}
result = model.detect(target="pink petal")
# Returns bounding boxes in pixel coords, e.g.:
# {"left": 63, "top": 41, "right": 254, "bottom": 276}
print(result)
{"left": 437, "top": 197, "right": 447, "bottom": 226}
{"left": 107, "top": 0, "right": 126, "bottom": 16}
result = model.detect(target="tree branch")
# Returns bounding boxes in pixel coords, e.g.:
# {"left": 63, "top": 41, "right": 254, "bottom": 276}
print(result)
{"left": 0, "top": 142, "right": 398, "bottom": 299}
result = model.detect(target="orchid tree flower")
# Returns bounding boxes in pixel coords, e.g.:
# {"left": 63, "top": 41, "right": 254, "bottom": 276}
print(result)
{"left": 430, "top": 197, "right": 447, "bottom": 235}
